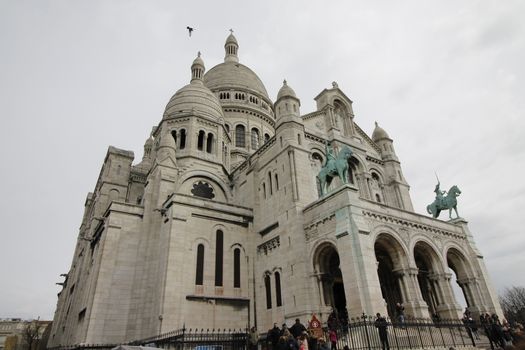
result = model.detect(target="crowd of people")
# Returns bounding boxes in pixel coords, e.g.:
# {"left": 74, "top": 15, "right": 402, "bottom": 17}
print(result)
{"left": 475, "top": 311, "right": 525, "bottom": 349}
{"left": 246, "top": 305, "right": 525, "bottom": 350}
{"left": 255, "top": 318, "right": 334, "bottom": 350}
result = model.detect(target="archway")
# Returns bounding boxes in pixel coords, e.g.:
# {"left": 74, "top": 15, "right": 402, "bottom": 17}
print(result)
{"left": 314, "top": 244, "right": 347, "bottom": 321}
{"left": 414, "top": 242, "right": 442, "bottom": 316}
{"left": 447, "top": 248, "right": 475, "bottom": 311}
{"left": 375, "top": 234, "right": 406, "bottom": 318}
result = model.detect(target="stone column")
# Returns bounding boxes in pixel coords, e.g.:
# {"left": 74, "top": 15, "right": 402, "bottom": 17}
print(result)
{"left": 457, "top": 277, "right": 485, "bottom": 318}
{"left": 393, "top": 267, "right": 429, "bottom": 318}
{"left": 355, "top": 173, "right": 369, "bottom": 199}
{"left": 435, "top": 273, "right": 462, "bottom": 319}
{"left": 361, "top": 173, "right": 372, "bottom": 200}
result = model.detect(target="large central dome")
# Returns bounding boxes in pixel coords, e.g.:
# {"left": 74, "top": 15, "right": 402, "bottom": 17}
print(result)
{"left": 203, "top": 32, "right": 270, "bottom": 100}
{"left": 204, "top": 62, "right": 269, "bottom": 99}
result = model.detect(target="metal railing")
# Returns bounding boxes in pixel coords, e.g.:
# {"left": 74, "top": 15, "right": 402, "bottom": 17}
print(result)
{"left": 48, "top": 317, "right": 494, "bottom": 350}
{"left": 327, "top": 315, "right": 480, "bottom": 350}
{"left": 48, "top": 327, "right": 248, "bottom": 350}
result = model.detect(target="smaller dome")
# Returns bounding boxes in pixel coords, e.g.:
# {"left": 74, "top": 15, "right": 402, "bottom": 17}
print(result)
{"left": 164, "top": 53, "right": 224, "bottom": 121}
{"left": 225, "top": 33, "right": 238, "bottom": 46}
{"left": 372, "top": 121, "right": 390, "bottom": 142}
{"left": 164, "top": 83, "right": 224, "bottom": 121}
{"left": 276, "top": 79, "right": 297, "bottom": 101}
{"left": 192, "top": 52, "right": 204, "bottom": 68}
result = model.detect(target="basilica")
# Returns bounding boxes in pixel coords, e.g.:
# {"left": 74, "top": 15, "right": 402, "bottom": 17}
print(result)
{"left": 48, "top": 32, "right": 502, "bottom": 347}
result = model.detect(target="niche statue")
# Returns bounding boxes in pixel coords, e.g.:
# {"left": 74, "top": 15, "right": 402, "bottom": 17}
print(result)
{"left": 317, "top": 142, "right": 353, "bottom": 196}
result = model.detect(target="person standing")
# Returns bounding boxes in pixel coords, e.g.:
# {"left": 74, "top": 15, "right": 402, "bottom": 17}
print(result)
{"left": 375, "top": 313, "right": 390, "bottom": 350}
{"left": 249, "top": 326, "right": 260, "bottom": 350}
{"left": 269, "top": 323, "right": 281, "bottom": 350}
{"left": 395, "top": 303, "right": 405, "bottom": 326}
{"left": 290, "top": 319, "right": 307, "bottom": 339}
{"left": 298, "top": 332, "right": 309, "bottom": 350}
{"left": 328, "top": 329, "right": 337, "bottom": 350}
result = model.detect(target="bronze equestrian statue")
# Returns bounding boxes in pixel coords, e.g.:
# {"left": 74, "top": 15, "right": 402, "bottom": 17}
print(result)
{"left": 317, "top": 142, "right": 353, "bottom": 196}
{"left": 427, "top": 182, "right": 461, "bottom": 219}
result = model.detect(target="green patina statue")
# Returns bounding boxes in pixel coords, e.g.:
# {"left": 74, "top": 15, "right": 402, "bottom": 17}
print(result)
{"left": 427, "top": 182, "right": 462, "bottom": 219}
{"left": 317, "top": 141, "right": 353, "bottom": 196}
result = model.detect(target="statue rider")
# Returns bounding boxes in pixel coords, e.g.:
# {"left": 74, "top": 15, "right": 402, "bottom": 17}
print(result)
{"left": 434, "top": 182, "right": 447, "bottom": 206}
{"left": 324, "top": 141, "right": 336, "bottom": 168}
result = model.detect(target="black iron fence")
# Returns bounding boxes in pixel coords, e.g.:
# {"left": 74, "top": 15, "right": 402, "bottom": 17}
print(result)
{"left": 137, "top": 327, "right": 248, "bottom": 350}
{"left": 327, "top": 316, "right": 482, "bottom": 350}
{"left": 48, "top": 328, "right": 248, "bottom": 350}
{"left": 49, "top": 318, "right": 495, "bottom": 350}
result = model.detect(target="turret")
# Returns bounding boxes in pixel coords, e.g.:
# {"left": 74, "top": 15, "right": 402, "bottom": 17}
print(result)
{"left": 224, "top": 31, "right": 239, "bottom": 63}
{"left": 155, "top": 128, "right": 176, "bottom": 165}
{"left": 191, "top": 52, "right": 205, "bottom": 83}
{"left": 275, "top": 79, "right": 301, "bottom": 129}
{"left": 372, "top": 122, "right": 413, "bottom": 211}
{"left": 372, "top": 121, "right": 398, "bottom": 162}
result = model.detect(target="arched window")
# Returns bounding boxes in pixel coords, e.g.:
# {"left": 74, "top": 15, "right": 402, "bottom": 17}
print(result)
{"left": 268, "top": 172, "right": 273, "bottom": 195}
{"left": 215, "top": 230, "right": 223, "bottom": 287}
{"left": 264, "top": 133, "right": 270, "bottom": 143}
{"left": 264, "top": 274, "right": 272, "bottom": 309}
{"left": 262, "top": 183, "right": 266, "bottom": 199}
{"left": 195, "top": 244, "right": 204, "bottom": 285}
{"left": 206, "top": 133, "right": 214, "bottom": 153}
{"left": 275, "top": 174, "right": 279, "bottom": 191}
{"left": 235, "top": 125, "right": 245, "bottom": 148}
{"left": 348, "top": 158, "right": 359, "bottom": 185}
{"left": 197, "top": 130, "right": 205, "bottom": 151}
{"left": 375, "top": 194, "right": 382, "bottom": 203}
{"left": 275, "top": 271, "right": 282, "bottom": 307}
{"left": 312, "top": 152, "right": 324, "bottom": 197}
{"left": 234, "top": 248, "right": 241, "bottom": 288}
{"left": 171, "top": 130, "right": 177, "bottom": 145}
{"left": 251, "top": 128, "right": 260, "bottom": 150}
{"left": 180, "top": 129, "right": 186, "bottom": 149}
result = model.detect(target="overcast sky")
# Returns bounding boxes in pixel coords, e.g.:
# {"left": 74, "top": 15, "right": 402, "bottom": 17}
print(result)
{"left": 1, "top": 1, "right": 524, "bottom": 320}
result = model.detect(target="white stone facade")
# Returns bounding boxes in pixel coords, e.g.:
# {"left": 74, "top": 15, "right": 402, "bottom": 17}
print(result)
{"left": 48, "top": 33, "right": 502, "bottom": 348}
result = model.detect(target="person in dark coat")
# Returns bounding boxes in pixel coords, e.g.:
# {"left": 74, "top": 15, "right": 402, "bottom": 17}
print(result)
{"left": 375, "top": 313, "right": 390, "bottom": 350}
{"left": 277, "top": 336, "right": 288, "bottom": 350}
{"left": 290, "top": 319, "right": 307, "bottom": 339}
{"left": 269, "top": 323, "right": 281, "bottom": 350}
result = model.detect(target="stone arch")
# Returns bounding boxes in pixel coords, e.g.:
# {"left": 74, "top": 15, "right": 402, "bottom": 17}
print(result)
{"left": 263, "top": 270, "right": 273, "bottom": 309}
{"left": 369, "top": 169, "right": 385, "bottom": 203}
{"left": 346, "top": 152, "right": 367, "bottom": 189}
{"left": 332, "top": 98, "right": 353, "bottom": 135}
{"left": 191, "top": 237, "right": 210, "bottom": 292}
{"left": 446, "top": 245, "right": 477, "bottom": 311}
{"left": 108, "top": 188, "right": 120, "bottom": 202}
{"left": 235, "top": 123, "right": 246, "bottom": 148}
{"left": 374, "top": 232, "right": 408, "bottom": 318}
{"left": 178, "top": 171, "right": 229, "bottom": 202}
{"left": 312, "top": 242, "right": 347, "bottom": 319}
{"left": 229, "top": 242, "right": 246, "bottom": 255}
{"left": 413, "top": 240, "right": 445, "bottom": 316}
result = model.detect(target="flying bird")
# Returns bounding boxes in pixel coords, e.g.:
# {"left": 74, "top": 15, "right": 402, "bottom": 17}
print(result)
{"left": 187, "top": 26, "right": 194, "bottom": 37}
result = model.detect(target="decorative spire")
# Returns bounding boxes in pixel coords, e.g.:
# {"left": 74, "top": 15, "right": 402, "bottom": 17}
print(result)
{"left": 191, "top": 51, "right": 205, "bottom": 83}
{"left": 224, "top": 30, "right": 239, "bottom": 63}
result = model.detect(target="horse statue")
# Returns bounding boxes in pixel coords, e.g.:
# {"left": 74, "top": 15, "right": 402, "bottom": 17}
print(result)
{"left": 426, "top": 185, "right": 461, "bottom": 219}
{"left": 317, "top": 145, "right": 353, "bottom": 196}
